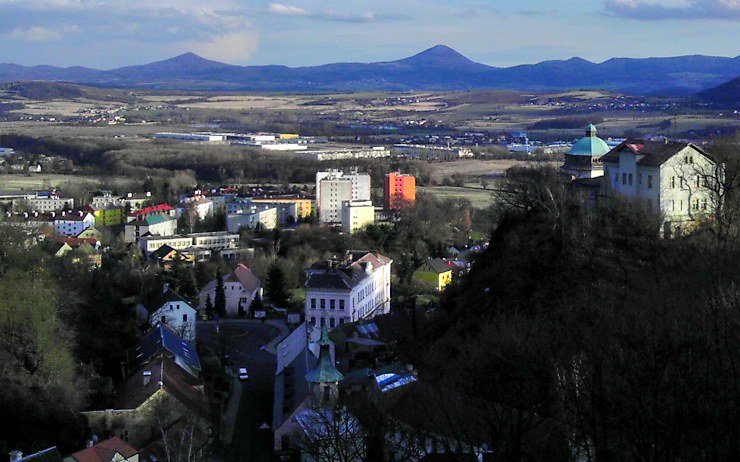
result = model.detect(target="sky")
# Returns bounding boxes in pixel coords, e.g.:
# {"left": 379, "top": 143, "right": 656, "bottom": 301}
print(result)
{"left": 0, "top": 0, "right": 738, "bottom": 69}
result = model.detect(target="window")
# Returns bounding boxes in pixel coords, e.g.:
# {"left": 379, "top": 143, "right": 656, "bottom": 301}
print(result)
{"left": 671, "top": 200, "right": 675, "bottom": 211}
{"left": 161, "top": 316, "right": 166, "bottom": 324}
{"left": 692, "top": 199, "right": 700, "bottom": 211}
{"left": 329, "top": 318, "right": 335, "bottom": 328}
{"left": 310, "top": 298, "right": 316, "bottom": 309}
{"left": 339, "top": 300, "right": 345, "bottom": 310}
{"left": 330, "top": 299, "right": 335, "bottom": 310}
{"left": 702, "top": 199, "right": 707, "bottom": 210}
{"left": 320, "top": 318, "right": 325, "bottom": 327}
{"left": 183, "top": 314, "right": 188, "bottom": 322}
{"left": 311, "top": 316, "right": 316, "bottom": 325}
{"left": 696, "top": 175, "right": 701, "bottom": 188}
{"left": 622, "top": 173, "right": 626, "bottom": 185}
{"left": 320, "top": 299, "right": 326, "bottom": 309}
{"left": 628, "top": 173, "right": 633, "bottom": 186}
{"left": 647, "top": 175, "right": 653, "bottom": 189}
{"left": 680, "top": 200, "right": 683, "bottom": 211}
{"left": 680, "top": 177, "right": 684, "bottom": 188}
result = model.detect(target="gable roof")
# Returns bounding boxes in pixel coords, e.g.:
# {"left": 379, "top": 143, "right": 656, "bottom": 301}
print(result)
{"left": 600, "top": 139, "right": 712, "bottom": 167}
{"left": 115, "top": 355, "right": 208, "bottom": 418}
{"left": 420, "top": 257, "right": 451, "bottom": 274}
{"left": 228, "top": 263, "right": 262, "bottom": 293}
{"left": 125, "top": 325, "right": 201, "bottom": 374}
{"left": 67, "top": 438, "right": 138, "bottom": 462}
{"left": 129, "top": 204, "right": 174, "bottom": 217}
{"left": 149, "top": 244, "right": 178, "bottom": 260}
{"left": 305, "top": 251, "right": 392, "bottom": 291}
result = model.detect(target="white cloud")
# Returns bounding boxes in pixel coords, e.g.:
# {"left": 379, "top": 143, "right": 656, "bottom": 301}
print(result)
{"left": 268, "top": 3, "right": 309, "bottom": 16}
{"left": 266, "top": 2, "right": 405, "bottom": 22}
{"left": 6, "top": 25, "right": 61, "bottom": 41}
{"left": 182, "top": 30, "right": 259, "bottom": 63}
{"left": 605, "top": 0, "right": 740, "bottom": 19}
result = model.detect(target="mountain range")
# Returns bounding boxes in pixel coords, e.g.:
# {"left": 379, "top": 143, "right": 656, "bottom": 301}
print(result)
{"left": 1, "top": 45, "right": 739, "bottom": 95}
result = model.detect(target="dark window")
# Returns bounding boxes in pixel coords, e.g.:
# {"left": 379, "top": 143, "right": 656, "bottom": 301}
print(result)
{"left": 183, "top": 314, "right": 187, "bottom": 322}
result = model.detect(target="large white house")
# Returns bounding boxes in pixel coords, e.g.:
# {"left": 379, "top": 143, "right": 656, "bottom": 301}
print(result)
{"left": 198, "top": 264, "right": 262, "bottom": 317}
{"left": 54, "top": 211, "right": 95, "bottom": 237}
{"left": 601, "top": 139, "right": 717, "bottom": 236}
{"left": 142, "top": 286, "right": 198, "bottom": 341}
{"left": 304, "top": 251, "right": 392, "bottom": 329}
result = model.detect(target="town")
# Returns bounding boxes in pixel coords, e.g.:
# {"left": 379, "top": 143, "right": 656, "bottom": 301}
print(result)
{"left": 2, "top": 108, "right": 739, "bottom": 462}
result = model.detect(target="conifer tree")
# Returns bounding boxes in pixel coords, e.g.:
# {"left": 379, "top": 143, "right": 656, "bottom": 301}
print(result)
{"left": 214, "top": 268, "right": 226, "bottom": 317}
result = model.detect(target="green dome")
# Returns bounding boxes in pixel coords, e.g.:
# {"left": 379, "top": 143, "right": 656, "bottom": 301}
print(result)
{"left": 568, "top": 124, "right": 610, "bottom": 157}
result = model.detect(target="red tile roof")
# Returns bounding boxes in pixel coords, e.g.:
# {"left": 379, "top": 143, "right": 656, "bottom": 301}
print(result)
{"left": 68, "top": 437, "right": 138, "bottom": 462}
{"left": 129, "top": 204, "right": 174, "bottom": 217}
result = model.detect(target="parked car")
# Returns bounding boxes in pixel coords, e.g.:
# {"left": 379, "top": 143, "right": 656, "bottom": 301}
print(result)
{"left": 238, "top": 367, "right": 249, "bottom": 381}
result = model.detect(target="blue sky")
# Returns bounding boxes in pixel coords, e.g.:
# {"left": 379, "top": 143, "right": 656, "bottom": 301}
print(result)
{"left": 0, "top": 0, "right": 738, "bottom": 69}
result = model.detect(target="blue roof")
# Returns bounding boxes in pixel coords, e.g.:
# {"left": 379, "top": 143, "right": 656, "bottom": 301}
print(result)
{"left": 126, "top": 325, "right": 201, "bottom": 374}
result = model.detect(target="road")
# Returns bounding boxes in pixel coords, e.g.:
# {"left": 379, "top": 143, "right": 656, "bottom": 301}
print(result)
{"left": 197, "top": 320, "right": 280, "bottom": 462}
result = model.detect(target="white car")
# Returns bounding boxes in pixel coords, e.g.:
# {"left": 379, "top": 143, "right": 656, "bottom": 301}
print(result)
{"left": 238, "top": 367, "right": 249, "bottom": 381}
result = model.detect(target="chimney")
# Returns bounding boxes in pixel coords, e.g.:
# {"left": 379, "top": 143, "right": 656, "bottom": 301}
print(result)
{"left": 143, "top": 370, "right": 152, "bottom": 386}
{"left": 23, "top": 212, "right": 28, "bottom": 219}
{"left": 79, "top": 211, "right": 83, "bottom": 217}
{"left": 61, "top": 211, "right": 66, "bottom": 217}
{"left": 146, "top": 191, "right": 152, "bottom": 197}
{"left": 51, "top": 211, "right": 55, "bottom": 218}
{"left": 127, "top": 193, "right": 132, "bottom": 198}
{"left": 9, "top": 451, "right": 23, "bottom": 462}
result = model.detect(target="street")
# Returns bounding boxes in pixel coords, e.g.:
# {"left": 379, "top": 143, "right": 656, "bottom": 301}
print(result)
{"left": 197, "top": 319, "right": 283, "bottom": 462}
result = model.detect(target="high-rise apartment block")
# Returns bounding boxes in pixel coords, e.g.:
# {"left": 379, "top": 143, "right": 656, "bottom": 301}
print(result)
{"left": 384, "top": 172, "right": 416, "bottom": 209}
{"left": 316, "top": 170, "right": 372, "bottom": 224}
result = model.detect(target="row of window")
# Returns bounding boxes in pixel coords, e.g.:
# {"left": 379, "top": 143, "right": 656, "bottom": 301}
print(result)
{"left": 310, "top": 316, "right": 349, "bottom": 328}
{"left": 670, "top": 198, "right": 708, "bottom": 212}
{"left": 619, "top": 173, "right": 654, "bottom": 188}
{"left": 310, "top": 298, "right": 346, "bottom": 310}
{"left": 669, "top": 175, "right": 708, "bottom": 189}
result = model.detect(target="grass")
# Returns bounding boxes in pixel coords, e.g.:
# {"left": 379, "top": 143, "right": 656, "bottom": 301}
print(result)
{"left": 419, "top": 186, "right": 496, "bottom": 209}
{"left": 0, "top": 173, "right": 131, "bottom": 191}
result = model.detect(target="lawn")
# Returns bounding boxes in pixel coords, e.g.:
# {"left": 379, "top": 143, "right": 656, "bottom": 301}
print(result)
{"left": 419, "top": 186, "right": 496, "bottom": 209}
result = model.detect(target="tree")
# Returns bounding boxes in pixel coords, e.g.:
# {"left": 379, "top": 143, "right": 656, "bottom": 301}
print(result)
{"left": 295, "top": 405, "right": 367, "bottom": 462}
{"left": 265, "top": 262, "right": 292, "bottom": 307}
{"left": 214, "top": 268, "right": 226, "bottom": 317}
{"left": 204, "top": 294, "right": 214, "bottom": 319}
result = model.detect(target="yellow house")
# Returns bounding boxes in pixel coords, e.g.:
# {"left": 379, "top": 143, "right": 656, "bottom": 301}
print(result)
{"left": 413, "top": 258, "right": 453, "bottom": 291}
{"left": 86, "top": 205, "right": 124, "bottom": 227}
{"left": 252, "top": 197, "right": 313, "bottom": 220}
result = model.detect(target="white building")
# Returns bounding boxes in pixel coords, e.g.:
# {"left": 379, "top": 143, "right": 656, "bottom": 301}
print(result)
{"left": 226, "top": 206, "right": 278, "bottom": 232}
{"left": 198, "top": 264, "right": 262, "bottom": 317}
{"left": 54, "top": 211, "right": 95, "bottom": 237}
{"left": 124, "top": 214, "right": 178, "bottom": 243}
{"left": 601, "top": 139, "right": 717, "bottom": 237}
{"left": 137, "top": 231, "right": 241, "bottom": 255}
{"left": 341, "top": 200, "right": 375, "bottom": 234}
{"left": 304, "top": 251, "right": 392, "bottom": 329}
{"left": 316, "top": 170, "right": 372, "bottom": 225}
{"left": 147, "top": 287, "right": 198, "bottom": 341}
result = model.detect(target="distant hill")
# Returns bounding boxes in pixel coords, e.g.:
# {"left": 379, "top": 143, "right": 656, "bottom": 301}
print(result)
{"left": 697, "top": 76, "right": 740, "bottom": 104}
{"left": 0, "top": 81, "right": 137, "bottom": 103}
{"left": 1, "top": 45, "right": 739, "bottom": 95}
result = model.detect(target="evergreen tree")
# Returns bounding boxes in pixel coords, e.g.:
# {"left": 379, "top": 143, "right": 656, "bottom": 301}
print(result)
{"left": 205, "top": 294, "right": 214, "bottom": 319}
{"left": 252, "top": 291, "right": 265, "bottom": 313}
{"left": 266, "top": 262, "right": 292, "bottom": 307}
{"left": 214, "top": 268, "right": 226, "bottom": 317}
{"left": 237, "top": 300, "right": 245, "bottom": 317}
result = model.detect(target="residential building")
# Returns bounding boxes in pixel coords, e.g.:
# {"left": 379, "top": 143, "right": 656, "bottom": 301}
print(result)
{"left": 126, "top": 204, "right": 176, "bottom": 223}
{"left": 54, "top": 211, "right": 95, "bottom": 237}
{"left": 10, "top": 192, "right": 75, "bottom": 212}
{"left": 413, "top": 257, "right": 453, "bottom": 291}
{"left": 64, "top": 437, "right": 139, "bottom": 462}
{"left": 144, "top": 286, "right": 198, "bottom": 341}
{"left": 316, "top": 170, "right": 371, "bottom": 224}
{"left": 384, "top": 172, "right": 416, "bottom": 209}
{"left": 124, "top": 215, "right": 177, "bottom": 243}
{"left": 252, "top": 196, "right": 313, "bottom": 221}
{"left": 180, "top": 196, "right": 213, "bottom": 220}
{"left": 304, "top": 251, "right": 392, "bottom": 329}
{"left": 85, "top": 204, "right": 124, "bottom": 227}
{"left": 601, "top": 139, "right": 717, "bottom": 237}
{"left": 341, "top": 200, "right": 375, "bottom": 234}
{"left": 137, "top": 232, "right": 240, "bottom": 255}
{"left": 226, "top": 206, "right": 277, "bottom": 232}
{"left": 198, "top": 263, "right": 262, "bottom": 317}
{"left": 561, "top": 124, "right": 611, "bottom": 180}
{"left": 119, "top": 192, "right": 153, "bottom": 212}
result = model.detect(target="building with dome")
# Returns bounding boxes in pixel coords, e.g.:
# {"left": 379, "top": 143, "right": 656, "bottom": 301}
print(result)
{"left": 562, "top": 124, "right": 611, "bottom": 179}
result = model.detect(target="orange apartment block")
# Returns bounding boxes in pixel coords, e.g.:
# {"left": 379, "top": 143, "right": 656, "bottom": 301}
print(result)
{"left": 385, "top": 172, "right": 416, "bottom": 209}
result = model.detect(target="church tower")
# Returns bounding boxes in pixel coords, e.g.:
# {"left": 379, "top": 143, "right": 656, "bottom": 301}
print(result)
{"left": 305, "top": 328, "right": 344, "bottom": 406}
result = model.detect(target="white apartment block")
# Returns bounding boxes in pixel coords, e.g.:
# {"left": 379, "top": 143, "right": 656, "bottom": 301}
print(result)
{"left": 602, "top": 139, "right": 716, "bottom": 237}
{"left": 304, "top": 251, "right": 392, "bottom": 329}
{"left": 341, "top": 200, "right": 375, "bottom": 234}
{"left": 316, "top": 170, "right": 372, "bottom": 225}
{"left": 54, "top": 212, "right": 95, "bottom": 237}
{"left": 226, "top": 206, "right": 278, "bottom": 232}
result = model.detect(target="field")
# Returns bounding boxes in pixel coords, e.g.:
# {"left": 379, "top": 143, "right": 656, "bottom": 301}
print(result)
{"left": 419, "top": 186, "right": 496, "bottom": 209}
{"left": 0, "top": 173, "right": 129, "bottom": 191}
{"left": 428, "top": 159, "right": 561, "bottom": 182}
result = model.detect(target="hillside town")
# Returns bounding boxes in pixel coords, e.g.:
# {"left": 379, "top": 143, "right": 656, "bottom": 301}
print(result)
{"left": 2, "top": 120, "right": 734, "bottom": 462}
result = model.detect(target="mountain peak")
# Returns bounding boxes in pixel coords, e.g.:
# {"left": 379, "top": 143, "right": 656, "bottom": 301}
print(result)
{"left": 399, "top": 45, "right": 485, "bottom": 68}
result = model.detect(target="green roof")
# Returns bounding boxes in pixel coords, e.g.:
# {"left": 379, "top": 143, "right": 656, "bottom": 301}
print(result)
{"left": 305, "top": 328, "right": 344, "bottom": 384}
{"left": 145, "top": 214, "right": 167, "bottom": 225}
{"left": 568, "top": 124, "right": 610, "bottom": 157}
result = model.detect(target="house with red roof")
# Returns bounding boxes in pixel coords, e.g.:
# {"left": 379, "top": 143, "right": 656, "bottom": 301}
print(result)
{"left": 198, "top": 264, "right": 262, "bottom": 317}
{"left": 64, "top": 437, "right": 138, "bottom": 462}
